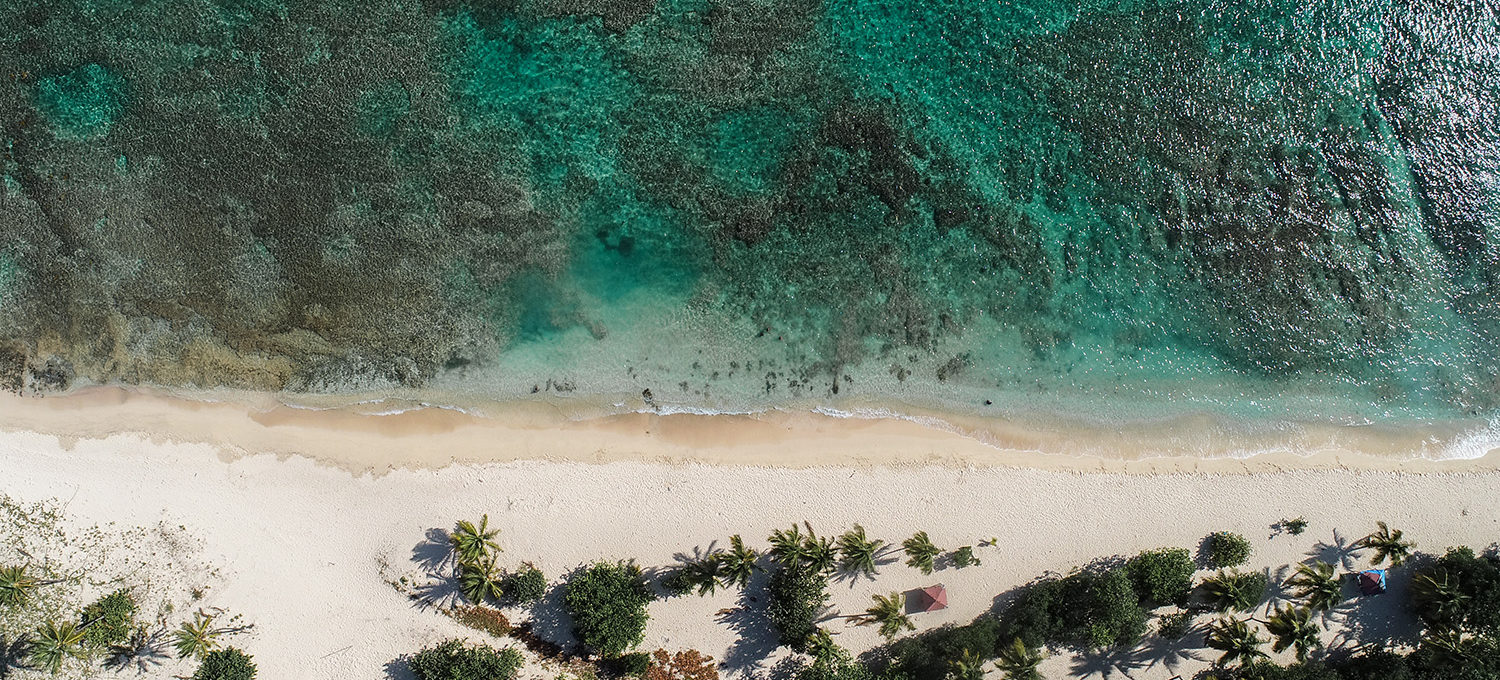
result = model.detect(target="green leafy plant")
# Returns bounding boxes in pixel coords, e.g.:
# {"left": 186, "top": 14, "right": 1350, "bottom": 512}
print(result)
{"left": 1281, "top": 517, "right": 1309, "bottom": 536}
{"left": 459, "top": 557, "right": 505, "bottom": 605}
{"left": 563, "top": 561, "right": 654, "bottom": 657}
{"left": 174, "top": 610, "right": 248, "bottom": 661}
{"left": 607, "top": 651, "right": 653, "bottom": 678}
{"left": 1204, "top": 618, "right": 1267, "bottom": 667}
{"left": 0, "top": 565, "right": 64, "bottom": 608}
{"left": 193, "top": 647, "right": 257, "bottom": 680}
{"left": 769, "top": 525, "right": 811, "bottom": 567}
{"left": 80, "top": 589, "right": 137, "bottom": 648}
{"left": 902, "top": 532, "right": 942, "bottom": 575}
{"left": 29, "top": 621, "right": 87, "bottom": 674}
{"left": 951, "top": 546, "right": 980, "bottom": 569}
{"left": 1284, "top": 562, "right": 1343, "bottom": 613}
{"left": 1358, "top": 522, "right": 1414, "bottom": 568}
{"left": 857, "top": 592, "right": 914, "bottom": 640}
{"left": 1264, "top": 605, "right": 1321, "bottom": 662}
{"left": 766, "top": 567, "right": 830, "bottom": 651}
{"left": 1206, "top": 532, "right": 1253, "bottom": 569}
{"left": 1126, "top": 548, "right": 1195, "bottom": 606}
{"left": 804, "top": 534, "right": 838, "bottom": 575}
{"left": 837, "top": 525, "right": 884, "bottom": 578}
{"left": 1202, "top": 570, "right": 1269, "bottom": 613}
{"left": 409, "top": 639, "right": 524, "bottom": 680}
{"left": 451, "top": 515, "right": 501, "bottom": 566}
{"left": 684, "top": 554, "right": 724, "bottom": 596}
{"left": 1157, "top": 611, "right": 1193, "bottom": 639}
{"left": 720, "top": 535, "right": 760, "bottom": 589}
{"left": 505, "top": 564, "right": 548, "bottom": 603}
{"left": 992, "top": 637, "right": 1044, "bottom": 680}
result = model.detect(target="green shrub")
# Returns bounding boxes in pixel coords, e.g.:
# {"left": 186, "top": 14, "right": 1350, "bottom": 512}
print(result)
{"left": 766, "top": 567, "right": 830, "bottom": 651}
{"left": 884, "top": 619, "right": 1000, "bottom": 680}
{"left": 606, "top": 651, "right": 652, "bottom": 677}
{"left": 997, "top": 567, "right": 1147, "bottom": 649}
{"left": 951, "top": 547, "right": 980, "bottom": 569}
{"left": 193, "top": 647, "right": 257, "bottom": 680}
{"left": 1281, "top": 518, "right": 1308, "bottom": 536}
{"left": 1206, "top": 532, "right": 1252, "bottom": 568}
{"left": 1156, "top": 611, "right": 1193, "bottom": 639}
{"left": 563, "top": 561, "right": 654, "bottom": 657}
{"left": 409, "top": 639, "right": 524, "bottom": 680}
{"left": 1126, "top": 548, "right": 1195, "bottom": 607}
{"left": 505, "top": 564, "right": 548, "bottom": 603}
{"left": 80, "top": 589, "right": 136, "bottom": 647}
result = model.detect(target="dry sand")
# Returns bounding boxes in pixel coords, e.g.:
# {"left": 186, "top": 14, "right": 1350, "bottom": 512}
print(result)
{"left": 2, "top": 389, "right": 1499, "bottom": 679}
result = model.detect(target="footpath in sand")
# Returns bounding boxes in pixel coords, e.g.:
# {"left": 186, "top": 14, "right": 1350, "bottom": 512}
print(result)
{"left": 3, "top": 420, "right": 1498, "bottom": 679}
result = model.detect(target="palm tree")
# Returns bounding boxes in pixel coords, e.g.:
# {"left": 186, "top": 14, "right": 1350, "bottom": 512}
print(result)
{"left": 805, "top": 534, "right": 838, "bottom": 574}
{"left": 1201, "top": 570, "right": 1268, "bottom": 613}
{"left": 1358, "top": 522, "right": 1414, "bottom": 568}
{"left": 1285, "top": 561, "right": 1343, "bottom": 613}
{"left": 1204, "top": 618, "right": 1267, "bottom": 667}
{"left": 857, "top": 592, "right": 915, "bottom": 640}
{"left": 450, "top": 515, "right": 501, "bottom": 566}
{"left": 946, "top": 648, "right": 985, "bottom": 680}
{"left": 769, "top": 525, "right": 810, "bottom": 567}
{"left": 458, "top": 557, "right": 505, "bottom": 604}
{"left": 806, "top": 628, "right": 841, "bottom": 665}
{"left": 720, "top": 535, "right": 760, "bottom": 589}
{"left": 993, "top": 637, "right": 1045, "bottom": 680}
{"left": 903, "top": 532, "right": 941, "bottom": 575}
{"left": 28, "top": 621, "right": 86, "bottom": 674}
{"left": 0, "top": 565, "right": 65, "bottom": 608}
{"left": 1411, "top": 569, "right": 1471, "bottom": 629}
{"left": 1264, "top": 605, "right": 1321, "bottom": 661}
{"left": 687, "top": 554, "right": 724, "bottom": 596}
{"left": 173, "top": 612, "right": 222, "bottom": 660}
{"left": 837, "top": 525, "right": 884, "bottom": 578}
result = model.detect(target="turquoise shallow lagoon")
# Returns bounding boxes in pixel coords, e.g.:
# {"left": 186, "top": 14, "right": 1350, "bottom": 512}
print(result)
{"left": 0, "top": 0, "right": 1497, "bottom": 456}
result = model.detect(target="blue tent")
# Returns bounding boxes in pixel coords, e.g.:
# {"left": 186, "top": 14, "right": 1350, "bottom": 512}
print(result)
{"left": 1359, "top": 569, "right": 1388, "bottom": 595}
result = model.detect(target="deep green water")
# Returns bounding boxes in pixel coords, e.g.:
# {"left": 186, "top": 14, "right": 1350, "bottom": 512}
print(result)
{"left": 1, "top": 0, "right": 1498, "bottom": 448}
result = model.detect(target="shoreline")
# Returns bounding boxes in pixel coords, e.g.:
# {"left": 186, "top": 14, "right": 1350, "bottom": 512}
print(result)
{"left": 2, "top": 386, "right": 1498, "bottom": 474}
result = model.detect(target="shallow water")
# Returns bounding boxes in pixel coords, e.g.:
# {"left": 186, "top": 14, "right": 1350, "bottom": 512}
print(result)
{"left": 0, "top": 0, "right": 1497, "bottom": 455}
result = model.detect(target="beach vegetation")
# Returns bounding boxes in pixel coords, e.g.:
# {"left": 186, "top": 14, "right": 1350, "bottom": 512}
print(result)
{"left": 950, "top": 547, "right": 980, "bottom": 569}
{"left": 1206, "top": 532, "right": 1253, "bottom": 568}
{"left": 1280, "top": 518, "right": 1309, "bottom": 536}
{"left": 858, "top": 592, "right": 915, "bottom": 640}
{"left": 837, "top": 525, "right": 884, "bottom": 578}
{"left": 0, "top": 565, "right": 64, "bottom": 608}
{"left": 563, "top": 561, "right": 653, "bottom": 658}
{"left": 884, "top": 618, "right": 1000, "bottom": 680}
{"left": 1284, "top": 562, "right": 1343, "bottom": 613}
{"left": 505, "top": 564, "right": 548, "bottom": 603}
{"left": 805, "top": 535, "right": 839, "bottom": 575}
{"left": 998, "top": 566, "right": 1147, "bottom": 649}
{"left": 451, "top": 605, "right": 512, "bottom": 638}
{"left": 720, "top": 536, "right": 760, "bottom": 589}
{"left": 192, "top": 647, "right": 257, "bottom": 680}
{"left": 661, "top": 567, "right": 698, "bottom": 597}
{"left": 796, "top": 635, "right": 871, "bottom": 680}
{"left": 644, "top": 649, "right": 719, "bottom": 680}
{"left": 1126, "top": 548, "right": 1195, "bottom": 607}
{"left": 1264, "top": 605, "right": 1321, "bottom": 661}
{"left": 459, "top": 557, "right": 506, "bottom": 605}
{"left": 945, "top": 648, "right": 986, "bottom": 680}
{"left": 1202, "top": 570, "right": 1269, "bottom": 613}
{"left": 79, "top": 588, "right": 137, "bottom": 648}
{"left": 605, "top": 651, "right": 653, "bottom": 677}
{"left": 902, "top": 532, "right": 942, "bottom": 575}
{"left": 451, "top": 515, "right": 502, "bottom": 566}
{"left": 173, "top": 610, "right": 250, "bottom": 660}
{"left": 1205, "top": 617, "right": 1268, "bottom": 667}
{"left": 992, "top": 637, "right": 1044, "bottom": 680}
{"left": 28, "top": 620, "right": 87, "bottom": 674}
{"left": 1358, "top": 522, "right": 1414, "bottom": 568}
{"left": 766, "top": 566, "right": 830, "bottom": 651}
{"left": 1409, "top": 546, "right": 1500, "bottom": 635}
{"left": 684, "top": 554, "right": 725, "bottom": 596}
{"left": 408, "top": 639, "right": 524, "bottom": 680}
{"left": 1156, "top": 611, "right": 1193, "bottom": 639}
{"left": 769, "top": 525, "right": 811, "bottom": 567}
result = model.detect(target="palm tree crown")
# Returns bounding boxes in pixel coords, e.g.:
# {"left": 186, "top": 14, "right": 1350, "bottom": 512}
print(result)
{"left": 805, "top": 534, "right": 838, "bottom": 574}
{"left": 994, "top": 637, "right": 1045, "bottom": 680}
{"left": 1264, "top": 605, "right": 1322, "bottom": 661}
{"left": 903, "top": 532, "right": 942, "bottom": 575}
{"left": 173, "top": 611, "right": 223, "bottom": 660}
{"left": 1202, "top": 570, "right": 1268, "bottom": 613}
{"left": 858, "top": 592, "right": 915, "bottom": 640}
{"left": 769, "top": 525, "right": 811, "bottom": 567}
{"left": 1285, "top": 561, "right": 1343, "bottom": 613}
{"left": 1359, "top": 522, "right": 1414, "bottom": 568}
{"left": 1411, "top": 568, "right": 1471, "bottom": 630}
{"left": 29, "top": 621, "right": 87, "bottom": 674}
{"left": 837, "top": 525, "right": 885, "bottom": 578}
{"left": 1205, "top": 617, "right": 1268, "bottom": 667}
{"left": 720, "top": 535, "right": 760, "bottom": 589}
{"left": 0, "top": 565, "right": 63, "bottom": 608}
{"left": 450, "top": 514, "right": 501, "bottom": 566}
{"left": 459, "top": 556, "right": 505, "bottom": 604}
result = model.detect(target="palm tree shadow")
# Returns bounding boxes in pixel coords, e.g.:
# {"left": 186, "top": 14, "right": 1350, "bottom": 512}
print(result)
{"left": 1135, "top": 624, "right": 1211, "bottom": 675}
{"left": 525, "top": 573, "right": 581, "bottom": 657}
{"left": 1263, "top": 564, "right": 1295, "bottom": 609}
{"left": 411, "top": 528, "right": 452, "bottom": 572}
{"left": 103, "top": 627, "right": 170, "bottom": 675}
{"left": 1, "top": 633, "right": 32, "bottom": 679}
{"left": 1069, "top": 644, "right": 1149, "bottom": 679}
{"left": 408, "top": 574, "right": 463, "bottom": 610}
{"left": 715, "top": 566, "right": 782, "bottom": 675}
{"left": 1308, "top": 529, "right": 1363, "bottom": 571}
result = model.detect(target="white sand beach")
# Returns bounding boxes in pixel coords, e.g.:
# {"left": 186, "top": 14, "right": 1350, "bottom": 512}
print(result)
{"left": 3, "top": 390, "right": 1499, "bottom": 679}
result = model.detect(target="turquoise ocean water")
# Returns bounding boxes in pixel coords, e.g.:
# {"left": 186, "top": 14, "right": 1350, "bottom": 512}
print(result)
{"left": 1, "top": 0, "right": 1497, "bottom": 457}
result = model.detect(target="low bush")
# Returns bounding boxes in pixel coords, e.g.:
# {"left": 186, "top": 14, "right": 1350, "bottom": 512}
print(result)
{"left": 766, "top": 567, "right": 830, "bottom": 651}
{"left": 80, "top": 589, "right": 137, "bottom": 647}
{"left": 564, "top": 561, "right": 654, "bottom": 657}
{"left": 1156, "top": 611, "right": 1193, "bottom": 639}
{"left": 883, "top": 619, "right": 1000, "bottom": 680}
{"left": 1126, "top": 548, "right": 1195, "bottom": 607}
{"left": 505, "top": 564, "right": 548, "bottom": 603}
{"left": 645, "top": 649, "right": 719, "bottom": 680}
{"left": 1206, "top": 532, "right": 1252, "bottom": 568}
{"left": 451, "top": 605, "right": 512, "bottom": 638}
{"left": 605, "top": 651, "right": 652, "bottom": 677}
{"left": 998, "top": 566, "right": 1147, "bottom": 649}
{"left": 409, "top": 639, "right": 524, "bottom": 680}
{"left": 192, "top": 647, "right": 257, "bottom": 680}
